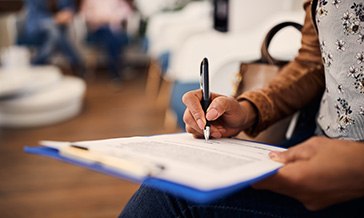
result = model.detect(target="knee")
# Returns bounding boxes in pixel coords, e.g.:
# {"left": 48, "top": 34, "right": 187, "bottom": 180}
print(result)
{"left": 42, "top": 23, "right": 62, "bottom": 42}
{"left": 119, "top": 184, "right": 180, "bottom": 218}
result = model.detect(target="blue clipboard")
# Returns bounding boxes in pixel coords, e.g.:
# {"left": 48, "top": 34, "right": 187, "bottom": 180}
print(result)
{"left": 24, "top": 146, "right": 278, "bottom": 204}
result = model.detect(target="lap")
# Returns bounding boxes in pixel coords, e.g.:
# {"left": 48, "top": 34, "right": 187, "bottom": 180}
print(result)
{"left": 120, "top": 184, "right": 364, "bottom": 218}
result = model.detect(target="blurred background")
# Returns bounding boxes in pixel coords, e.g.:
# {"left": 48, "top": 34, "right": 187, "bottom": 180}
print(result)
{"left": 0, "top": 0, "right": 303, "bottom": 217}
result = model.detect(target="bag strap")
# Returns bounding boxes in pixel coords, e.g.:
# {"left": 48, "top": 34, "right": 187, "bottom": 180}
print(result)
{"left": 260, "top": 22, "right": 303, "bottom": 66}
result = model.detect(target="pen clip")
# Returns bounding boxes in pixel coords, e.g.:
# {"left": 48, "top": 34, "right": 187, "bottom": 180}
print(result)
{"left": 200, "top": 60, "right": 204, "bottom": 90}
{"left": 200, "top": 58, "right": 210, "bottom": 101}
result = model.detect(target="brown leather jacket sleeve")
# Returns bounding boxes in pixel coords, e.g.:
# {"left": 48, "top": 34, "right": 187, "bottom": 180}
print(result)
{"left": 237, "top": 1, "right": 325, "bottom": 136}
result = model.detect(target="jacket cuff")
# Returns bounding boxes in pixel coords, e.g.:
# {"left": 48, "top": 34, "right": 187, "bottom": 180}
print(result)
{"left": 236, "top": 91, "right": 274, "bottom": 137}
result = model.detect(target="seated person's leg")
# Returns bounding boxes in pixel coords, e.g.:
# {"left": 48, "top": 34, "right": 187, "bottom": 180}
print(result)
{"left": 106, "top": 30, "right": 123, "bottom": 80}
{"left": 31, "top": 19, "right": 61, "bottom": 65}
{"left": 120, "top": 184, "right": 364, "bottom": 218}
{"left": 103, "top": 27, "right": 128, "bottom": 80}
{"left": 87, "top": 26, "right": 126, "bottom": 80}
{"left": 57, "top": 26, "right": 85, "bottom": 76}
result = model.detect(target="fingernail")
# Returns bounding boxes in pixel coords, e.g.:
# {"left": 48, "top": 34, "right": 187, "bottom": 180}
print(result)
{"left": 206, "top": 108, "right": 218, "bottom": 120}
{"left": 269, "top": 151, "right": 281, "bottom": 161}
{"left": 211, "top": 132, "right": 222, "bottom": 138}
{"left": 197, "top": 119, "right": 205, "bottom": 130}
{"left": 218, "top": 128, "right": 226, "bottom": 133}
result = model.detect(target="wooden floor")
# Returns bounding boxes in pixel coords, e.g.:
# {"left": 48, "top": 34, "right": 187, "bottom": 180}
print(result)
{"left": 0, "top": 69, "right": 178, "bottom": 218}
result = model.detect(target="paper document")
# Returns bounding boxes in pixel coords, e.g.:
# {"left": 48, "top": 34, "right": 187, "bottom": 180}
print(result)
{"left": 41, "top": 133, "right": 285, "bottom": 191}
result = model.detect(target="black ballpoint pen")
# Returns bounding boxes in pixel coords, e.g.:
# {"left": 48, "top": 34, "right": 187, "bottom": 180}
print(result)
{"left": 200, "top": 57, "right": 211, "bottom": 141}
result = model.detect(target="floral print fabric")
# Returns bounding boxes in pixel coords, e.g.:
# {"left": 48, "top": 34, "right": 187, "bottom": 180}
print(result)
{"left": 316, "top": 0, "right": 364, "bottom": 140}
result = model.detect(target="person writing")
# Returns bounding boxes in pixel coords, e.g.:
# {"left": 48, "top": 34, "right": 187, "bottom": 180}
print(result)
{"left": 120, "top": 0, "right": 364, "bottom": 216}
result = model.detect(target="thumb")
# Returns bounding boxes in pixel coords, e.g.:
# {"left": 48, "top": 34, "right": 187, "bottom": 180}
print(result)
{"left": 269, "top": 142, "right": 316, "bottom": 164}
{"left": 206, "top": 96, "right": 231, "bottom": 121}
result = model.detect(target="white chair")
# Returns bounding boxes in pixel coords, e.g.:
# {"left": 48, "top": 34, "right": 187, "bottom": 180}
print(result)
{"left": 0, "top": 65, "right": 86, "bottom": 128}
{"left": 144, "top": 1, "right": 212, "bottom": 102}
{"left": 166, "top": 0, "right": 301, "bottom": 82}
{"left": 167, "top": 11, "right": 305, "bottom": 91}
{"left": 228, "top": 0, "right": 294, "bottom": 32}
{"left": 0, "top": 75, "right": 86, "bottom": 128}
{"left": 146, "top": 0, "right": 295, "bottom": 59}
{"left": 3, "top": 13, "right": 18, "bottom": 46}
{"left": 146, "top": 1, "right": 212, "bottom": 58}
{"left": 135, "top": 0, "right": 191, "bottom": 19}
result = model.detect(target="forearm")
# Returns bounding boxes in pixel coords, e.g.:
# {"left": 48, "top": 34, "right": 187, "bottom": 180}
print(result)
{"left": 236, "top": 2, "right": 325, "bottom": 136}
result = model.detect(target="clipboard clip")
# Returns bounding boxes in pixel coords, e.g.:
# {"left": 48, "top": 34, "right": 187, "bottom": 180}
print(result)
{"left": 59, "top": 145, "right": 165, "bottom": 178}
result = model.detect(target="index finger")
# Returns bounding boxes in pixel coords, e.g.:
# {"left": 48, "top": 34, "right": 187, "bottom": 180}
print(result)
{"left": 182, "top": 90, "right": 205, "bottom": 130}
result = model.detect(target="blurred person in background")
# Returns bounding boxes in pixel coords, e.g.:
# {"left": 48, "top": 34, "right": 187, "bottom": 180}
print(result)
{"left": 80, "top": 0, "right": 134, "bottom": 83}
{"left": 19, "top": 0, "right": 84, "bottom": 76}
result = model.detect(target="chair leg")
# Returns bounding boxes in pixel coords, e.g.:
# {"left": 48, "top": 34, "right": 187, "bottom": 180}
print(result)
{"left": 156, "top": 77, "right": 172, "bottom": 109}
{"left": 145, "top": 59, "right": 162, "bottom": 100}
{"left": 164, "top": 108, "right": 179, "bottom": 132}
{"left": 145, "top": 59, "right": 178, "bottom": 130}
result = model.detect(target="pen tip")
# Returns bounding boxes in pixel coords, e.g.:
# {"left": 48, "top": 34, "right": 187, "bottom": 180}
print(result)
{"left": 204, "top": 126, "right": 210, "bottom": 142}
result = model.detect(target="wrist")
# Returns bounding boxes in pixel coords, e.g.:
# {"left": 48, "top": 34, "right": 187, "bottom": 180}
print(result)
{"left": 239, "top": 100, "right": 258, "bottom": 130}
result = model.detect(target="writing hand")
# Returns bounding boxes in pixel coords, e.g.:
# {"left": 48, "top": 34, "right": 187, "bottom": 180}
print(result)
{"left": 182, "top": 90, "right": 257, "bottom": 139}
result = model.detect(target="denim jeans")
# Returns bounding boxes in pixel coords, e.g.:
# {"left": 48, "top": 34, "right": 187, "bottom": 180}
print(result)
{"left": 25, "top": 19, "right": 82, "bottom": 67}
{"left": 86, "top": 26, "right": 128, "bottom": 79}
{"left": 120, "top": 184, "right": 364, "bottom": 218}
